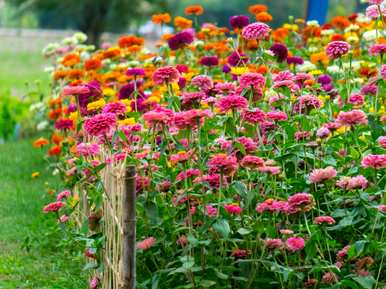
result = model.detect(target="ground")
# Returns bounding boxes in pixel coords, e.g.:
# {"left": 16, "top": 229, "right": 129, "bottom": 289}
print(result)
{"left": 0, "top": 36, "right": 85, "bottom": 288}
{"left": 0, "top": 139, "right": 86, "bottom": 289}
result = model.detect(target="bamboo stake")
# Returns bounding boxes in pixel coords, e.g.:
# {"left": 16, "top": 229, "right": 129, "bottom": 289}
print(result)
{"left": 121, "top": 165, "right": 136, "bottom": 289}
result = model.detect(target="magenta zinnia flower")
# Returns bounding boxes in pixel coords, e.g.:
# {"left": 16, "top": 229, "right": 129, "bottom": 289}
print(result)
{"left": 224, "top": 204, "right": 242, "bottom": 215}
{"left": 55, "top": 118, "right": 74, "bottom": 130}
{"left": 102, "top": 101, "right": 127, "bottom": 115}
{"left": 43, "top": 201, "right": 65, "bottom": 213}
{"left": 168, "top": 29, "right": 194, "bottom": 50}
{"left": 229, "top": 15, "right": 250, "bottom": 29}
{"left": 242, "top": 22, "right": 271, "bottom": 40}
{"left": 239, "top": 72, "right": 266, "bottom": 90}
{"left": 286, "top": 237, "right": 305, "bottom": 252}
{"left": 361, "top": 154, "right": 386, "bottom": 169}
{"left": 326, "top": 41, "right": 350, "bottom": 59}
{"left": 152, "top": 66, "right": 180, "bottom": 85}
{"left": 207, "top": 153, "right": 238, "bottom": 175}
{"left": 84, "top": 113, "right": 116, "bottom": 136}
{"left": 216, "top": 94, "right": 248, "bottom": 112}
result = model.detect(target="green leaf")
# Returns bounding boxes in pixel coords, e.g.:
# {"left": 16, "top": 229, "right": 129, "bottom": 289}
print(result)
{"left": 213, "top": 219, "right": 231, "bottom": 239}
{"left": 199, "top": 280, "right": 216, "bottom": 287}
{"left": 237, "top": 228, "right": 251, "bottom": 235}
{"left": 352, "top": 275, "right": 376, "bottom": 289}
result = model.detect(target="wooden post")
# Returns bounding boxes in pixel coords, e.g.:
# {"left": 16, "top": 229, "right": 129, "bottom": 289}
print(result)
{"left": 121, "top": 165, "right": 136, "bottom": 289}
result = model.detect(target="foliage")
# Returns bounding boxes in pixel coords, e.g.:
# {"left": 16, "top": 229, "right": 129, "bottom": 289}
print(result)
{"left": 35, "top": 3, "right": 386, "bottom": 289}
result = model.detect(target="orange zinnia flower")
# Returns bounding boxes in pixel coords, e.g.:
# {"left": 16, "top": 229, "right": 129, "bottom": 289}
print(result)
{"left": 310, "top": 52, "right": 329, "bottom": 66}
{"left": 152, "top": 13, "right": 171, "bottom": 25}
{"left": 118, "top": 35, "right": 144, "bottom": 48}
{"left": 248, "top": 4, "right": 268, "bottom": 15}
{"left": 174, "top": 16, "right": 193, "bottom": 29}
{"left": 48, "top": 145, "right": 61, "bottom": 156}
{"left": 51, "top": 133, "right": 64, "bottom": 145}
{"left": 255, "top": 12, "right": 272, "bottom": 22}
{"left": 61, "top": 53, "right": 80, "bottom": 67}
{"left": 331, "top": 16, "right": 350, "bottom": 30}
{"left": 33, "top": 137, "right": 49, "bottom": 148}
{"left": 185, "top": 5, "right": 204, "bottom": 16}
{"left": 84, "top": 58, "right": 102, "bottom": 70}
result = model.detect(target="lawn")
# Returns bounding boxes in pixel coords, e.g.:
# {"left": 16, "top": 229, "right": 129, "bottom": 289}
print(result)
{"left": 0, "top": 139, "right": 87, "bottom": 288}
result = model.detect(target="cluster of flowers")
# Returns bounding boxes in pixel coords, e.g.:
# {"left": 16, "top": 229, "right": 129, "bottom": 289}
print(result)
{"left": 35, "top": 2, "right": 386, "bottom": 288}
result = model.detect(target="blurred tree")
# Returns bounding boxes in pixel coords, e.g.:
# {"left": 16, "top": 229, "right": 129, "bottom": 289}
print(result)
{"left": 5, "top": 0, "right": 168, "bottom": 45}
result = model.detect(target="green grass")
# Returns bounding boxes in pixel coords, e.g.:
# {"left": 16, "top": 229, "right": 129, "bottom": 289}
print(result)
{"left": 0, "top": 139, "right": 87, "bottom": 289}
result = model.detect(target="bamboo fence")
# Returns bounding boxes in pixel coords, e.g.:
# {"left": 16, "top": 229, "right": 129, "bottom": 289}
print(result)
{"left": 73, "top": 154, "right": 136, "bottom": 289}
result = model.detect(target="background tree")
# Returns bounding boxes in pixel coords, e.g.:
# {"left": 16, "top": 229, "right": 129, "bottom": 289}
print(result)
{"left": 5, "top": 0, "right": 168, "bottom": 46}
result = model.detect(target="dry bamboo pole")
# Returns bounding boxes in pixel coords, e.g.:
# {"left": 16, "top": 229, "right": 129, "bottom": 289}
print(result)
{"left": 121, "top": 165, "right": 136, "bottom": 289}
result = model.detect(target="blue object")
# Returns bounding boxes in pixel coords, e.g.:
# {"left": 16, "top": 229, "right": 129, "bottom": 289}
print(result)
{"left": 306, "top": 0, "right": 329, "bottom": 24}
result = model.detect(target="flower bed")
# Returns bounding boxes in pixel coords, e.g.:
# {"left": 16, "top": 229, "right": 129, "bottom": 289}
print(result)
{"left": 36, "top": 3, "right": 386, "bottom": 289}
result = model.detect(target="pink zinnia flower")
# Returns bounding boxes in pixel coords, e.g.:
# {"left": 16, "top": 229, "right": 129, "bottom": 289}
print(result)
{"left": 337, "top": 245, "right": 351, "bottom": 259}
{"left": 239, "top": 72, "right": 265, "bottom": 90}
{"left": 207, "top": 153, "right": 238, "bottom": 175}
{"left": 224, "top": 204, "right": 242, "bottom": 215}
{"left": 152, "top": 66, "right": 180, "bottom": 85}
{"left": 288, "top": 192, "right": 314, "bottom": 212}
{"left": 264, "top": 238, "right": 283, "bottom": 250}
{"left": 381, "top": 65, "right": 386, "bottom": 80}
{"left": 59, "top": 215, "right": 69, "bottom": 223}
{"left": 336, "top": 175, "right": 368, "bottom": 190}
{"left": 314, "top": 216, "right": 336, "bottom": 225}
{"left": 242, "top": 22, "right": 271, "bottom": 40}
{"left": 194, "top": 173, "right": 227, "bottom": 188}
{"left": 240, "top": 155, "right": 264, "bottom": 168}
{"left": 369, "top": 43, "right": 386, "bottom": 56}
{"left": 143, "top": 107, "right": 174, "bottom": 125}
{"left": 231, "top": 248, "right": 250, "bottom": 258}
{"left": 322, "top": 272, "right": 339, "bottom": 284}
{"left": 378, "top": 136, "right": 386, "bottom": 149}
{"left": 216, "top": 94, "right": 248, "bottom": 112}
{"left": 286, "top": 237, "right": 305, "bottom": 252}
{"left": 77, "top": 142, "right": 100, "bottom": 157}
{"left": 84, "top": 113, "right": 116, "bottom": 136}
{"left": 56, "top": 190, "right": 71, "bottom": 201}
{"left": 137, "top": 237, "right": 156, "bottom": 250}
{"left": 349, "top": 93, "right": 365, "bottom": 106}
{"left": 62, "top": 85, "right": 90, "bottom": 96}
{"left": 366, "top": 4, "right": 386, "bottom": 19}
{"left": 361, "top": 154, "right": 386, "bottom": 169}
{"left": 325, "top": 41, "right": 350, "bottom": 59}
{"left": 205, "top": 205, "right": 218, "bottom": 217}
{"left": 242, "top": 109, "right": 266, "bottom": 123}
{"left": 89, "top": 276, "right": 100, "bottom": 289}
{"left": 266, "top": 111, "right": 288, "bottom": 122}
{"left": 378, "top": 205, "right": 386, "bottom": 213}
{"left": 102, "top": 101, "right": 126, "bottom": 115}
{"left": 43, "top": 201, "right": 65, "bottom": 213}
{"left": 176, "top": 169, "right": 201, "bottom": 181}
{"left": 369, "top": 0, "right": 383, "bottom": 4}
{"left": 309, "top": 166, "right": 337, "bottom": 183}
{"left": 191, "top": 75, "right": 213, "bottom": 91}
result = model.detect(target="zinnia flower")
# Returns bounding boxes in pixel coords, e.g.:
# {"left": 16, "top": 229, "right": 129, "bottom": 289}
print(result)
{"left": 207, "top": 153, "right": 238, "bottom": 175}
{"left": 137, "top": 237, "right": 156, "bottom": 250}
{"left": 229, "top": 15, "right": 250, "bottom": 30}
{"left": 224, "top": 204, "right": 242, "bottom": 215}
{"left": 168, "top": 30, "right": 194, "bottom": 50}
{"left": 336, "top": 109, "right": 368, "bottom": 126}
{"left": 270, "top": 43, "right": 288, "bottom": 62}
{"left": 84, "top": 113, "right": 116, "bottom": 136}
{"left": 43, "top": 201, "right": 65, "bottom": 213}
{"left": 286, "top": 237, "right": 305, "bottom": 252}
{"left": 216, "top": 94, "right": 248, "bottom": 112}
{"left": 152, "top": 66, "right": 180, "bottom": 85}
{"left": 314, "top": 216, "right": 336, "bottom": 225}
{"left": 309, "top": 167, "right": 337, "bottom": 183}
{"left": 361, "top": 154, "right": 386, "bottom": 169}
{"left": 242, "top": 22, "right": 271, "bottom": 40}
{"left": 325, "top": 41, "right": 350, "bottom": 59}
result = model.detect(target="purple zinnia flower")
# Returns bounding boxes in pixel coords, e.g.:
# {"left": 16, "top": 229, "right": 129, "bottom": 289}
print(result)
{"left": 229, "top": 15, "right": 250, "bottom": 30}
{"left": 287, "top": 56, "right": 304, "bottom": 65}
{"left": 168, "top": 29, "right": 194, "bottom": 50}
{"left": 200, "top": 56, "right": 219, "bottom": 66}
{"left": 227, "top": 51, "right": 249, "bottom": 66}
{"left": 270, "top": 43, "right": 288, "bottom": 62}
